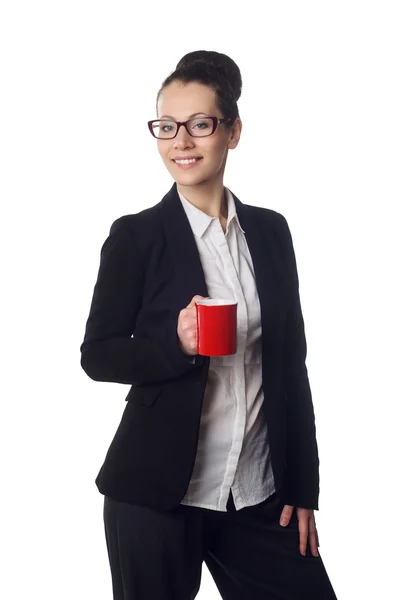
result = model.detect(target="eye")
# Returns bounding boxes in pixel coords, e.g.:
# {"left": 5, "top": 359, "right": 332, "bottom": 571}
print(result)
{"left": 193, "top": 120, "right": 209, "bottom": 130}
{"left": 161, "top": 122, "right": 176, "bottom": 132}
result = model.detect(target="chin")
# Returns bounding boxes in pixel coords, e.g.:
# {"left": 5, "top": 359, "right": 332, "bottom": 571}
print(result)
{"left": 172, "top": 173, "right": 210, "bottom": 187}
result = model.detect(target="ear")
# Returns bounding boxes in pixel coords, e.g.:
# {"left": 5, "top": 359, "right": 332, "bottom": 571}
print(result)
{"left": 228, "top": 118, "right": 242, "bottom": 150}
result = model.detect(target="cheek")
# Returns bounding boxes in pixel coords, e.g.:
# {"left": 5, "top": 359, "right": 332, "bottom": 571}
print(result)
{"left": 202, "top": 140, "right": 227, "bottom": 161}
{"left": 157, "top": 144, "right": 169, "bottom": 162}
{"left": 210, "top": 143, "right": 228, "bottom": 166}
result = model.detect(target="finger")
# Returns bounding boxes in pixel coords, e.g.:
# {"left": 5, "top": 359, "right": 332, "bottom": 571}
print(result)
{"left": 279, "top": 505, "right": 294, "bottom": 527}
{"left": 298, "top": 513, "right": 309, "bottom": 556}
{"left": 187, "top": 295, "right": 203, "bottom": 308}
{"left": 310, "top": 513, "right": 320, "bottom": 548}
{"left": 183, "top": 309, "right": 198, "bottom": 321}
{"left": 309, "top": 517, "right": 319, "bottom": 557}
{"left": 309, "top": 530, "right": 319, "bottom": 557}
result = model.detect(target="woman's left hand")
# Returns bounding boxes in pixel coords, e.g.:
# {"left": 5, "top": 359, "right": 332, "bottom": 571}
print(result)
{"left": 279, "top": 505, "right": 319, "bottom": 557}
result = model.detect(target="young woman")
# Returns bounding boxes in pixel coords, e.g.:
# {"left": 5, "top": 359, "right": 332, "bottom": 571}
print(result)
{"left": 80, "top": 50, "right": 338, "bottom": 600}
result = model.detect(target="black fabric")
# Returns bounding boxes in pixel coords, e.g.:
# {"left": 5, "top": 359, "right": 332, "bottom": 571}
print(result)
{"left": 226, "top": 489, "right": 236, "bottom": 512}
{"left": 103, "top": 493, "right": 337, "bottom": 600}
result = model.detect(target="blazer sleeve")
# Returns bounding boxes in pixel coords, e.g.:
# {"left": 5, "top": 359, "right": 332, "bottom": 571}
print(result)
{"left": 80, "top": 216, "right": 204, "bottom": 386}
{"left": 280, "top": 215, "right": 320, "bottom": 510}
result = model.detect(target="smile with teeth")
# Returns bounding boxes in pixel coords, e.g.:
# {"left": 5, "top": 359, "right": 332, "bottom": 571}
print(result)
{"left": 174, "top": 158, "right": 201, "bottom": 164}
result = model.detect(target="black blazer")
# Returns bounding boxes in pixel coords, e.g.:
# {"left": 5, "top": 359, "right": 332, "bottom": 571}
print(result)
{"left": 80, "top": 183, "right": 320, "bottom": 511}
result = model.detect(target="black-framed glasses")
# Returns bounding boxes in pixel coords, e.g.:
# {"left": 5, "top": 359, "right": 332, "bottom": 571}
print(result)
{"left": 147, "top": 116, "right": 234, "bottom": 139}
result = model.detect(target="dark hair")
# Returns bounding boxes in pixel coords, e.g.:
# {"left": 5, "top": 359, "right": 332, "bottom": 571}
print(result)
{"left": 156, "top": 50, "right": 242, "bottom": 126}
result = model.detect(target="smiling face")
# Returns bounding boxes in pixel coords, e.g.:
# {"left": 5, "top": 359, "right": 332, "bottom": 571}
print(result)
{"left": 156, "top": 81, "right": 241, "bottom": 190}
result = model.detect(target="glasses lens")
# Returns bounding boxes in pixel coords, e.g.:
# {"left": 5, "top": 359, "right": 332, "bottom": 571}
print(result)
{"left": 187, "top": 118, "right": 214, "bottom": 137}
{"left": 151, "top": 120, "right": 177, "bottom": 139}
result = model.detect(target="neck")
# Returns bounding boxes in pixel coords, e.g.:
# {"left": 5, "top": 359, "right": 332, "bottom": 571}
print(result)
{"left": 177, "top": 178, "right": 228, "bottom": 220}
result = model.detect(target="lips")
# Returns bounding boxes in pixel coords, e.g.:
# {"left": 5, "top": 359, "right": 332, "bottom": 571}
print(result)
{"left": 172, "top": 156, "right": 203, "bottom": 170}
{"left": 172, "top": 156, "right": 202, "bottom": 161}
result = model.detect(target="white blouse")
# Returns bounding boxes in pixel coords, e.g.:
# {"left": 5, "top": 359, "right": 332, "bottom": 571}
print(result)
{"left": 178, "top": 187, "right": 275, "bottom": 512}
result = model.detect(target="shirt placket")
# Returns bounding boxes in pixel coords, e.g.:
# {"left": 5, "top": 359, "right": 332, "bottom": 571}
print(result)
{"left": 214, "top": 221, "right": 249, "bottom": 508}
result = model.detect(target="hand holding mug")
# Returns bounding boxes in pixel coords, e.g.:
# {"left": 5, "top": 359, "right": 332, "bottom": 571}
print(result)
{"left": 177, "top": 295, "right": 209, "bottom": 356}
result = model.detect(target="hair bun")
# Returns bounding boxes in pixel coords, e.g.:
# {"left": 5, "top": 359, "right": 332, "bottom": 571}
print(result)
{"left": 175, "top": 50, "right": 242, "bottom": 101}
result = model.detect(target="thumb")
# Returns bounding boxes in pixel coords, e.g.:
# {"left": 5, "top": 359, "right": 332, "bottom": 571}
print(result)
{"left": 187, "top": 295, "right": 210, "bottom": 309}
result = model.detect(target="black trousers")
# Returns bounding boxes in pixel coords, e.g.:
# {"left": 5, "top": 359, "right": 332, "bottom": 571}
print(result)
{"left": 103, "top": 490, "right": 337, "bottom": 600}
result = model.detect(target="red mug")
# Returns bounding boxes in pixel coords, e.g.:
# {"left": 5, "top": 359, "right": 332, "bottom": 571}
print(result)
{"left": 195, "top": 299, "right": 238, "bottom": 356}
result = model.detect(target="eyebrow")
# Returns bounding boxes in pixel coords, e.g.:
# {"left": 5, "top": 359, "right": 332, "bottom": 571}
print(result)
{"left": 159, "top": 112, "right": 210, "bottom": 120}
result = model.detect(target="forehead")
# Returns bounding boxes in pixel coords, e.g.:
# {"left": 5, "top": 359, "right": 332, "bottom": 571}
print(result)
{"left": 158, "top": 81, "right": 218, "bottom": 119}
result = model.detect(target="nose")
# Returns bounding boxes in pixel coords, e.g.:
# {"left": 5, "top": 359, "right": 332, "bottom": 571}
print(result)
{"left": 172, "top": 124, "right": 195, "bottom": 149}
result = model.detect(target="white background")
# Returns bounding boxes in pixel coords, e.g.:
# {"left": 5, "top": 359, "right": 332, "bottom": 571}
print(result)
{"left": 1, "top": 1, "right": 397, "bottom": 599}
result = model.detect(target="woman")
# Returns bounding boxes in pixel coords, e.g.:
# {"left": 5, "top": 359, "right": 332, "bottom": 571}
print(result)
{"left": 80, "top": 50, "right": 337, "bottom": 600}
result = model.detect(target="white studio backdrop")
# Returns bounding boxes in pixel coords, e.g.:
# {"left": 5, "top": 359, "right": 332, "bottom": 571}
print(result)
{"left": 1, "top": 1, "right": 397, "bottom": 599}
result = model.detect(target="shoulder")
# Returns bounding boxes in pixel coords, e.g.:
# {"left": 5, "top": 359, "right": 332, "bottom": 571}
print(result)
{"left": 100, "top": 204, "right": 162, "bottom": 262}
{"left": 242, "top": 202, "right": 291, "bottom": 240}
{"left": 109, "top": 203, "right": 161, "bottom": 237}
{"left": 106, "top": 203, "right": 163, "bottom": 259}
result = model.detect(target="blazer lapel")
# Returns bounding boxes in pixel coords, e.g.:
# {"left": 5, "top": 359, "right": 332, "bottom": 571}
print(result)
{"left": 159, "top": 184, "right": 210, "bottom": 309}
{"left": 232, "top": 191, "right": 286, "bottom": 364}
